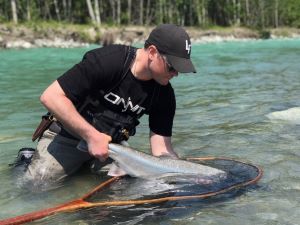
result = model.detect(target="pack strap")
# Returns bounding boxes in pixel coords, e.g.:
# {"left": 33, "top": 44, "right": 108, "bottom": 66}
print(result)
{"left": 106, "top": 46, "right": 137, "bottom": 93}
{"left": 80, "top": 46, "right": 137, "bottom": 111}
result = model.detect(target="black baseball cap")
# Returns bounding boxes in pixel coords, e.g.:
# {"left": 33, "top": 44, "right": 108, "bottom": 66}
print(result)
{"left": 146, "top": 24, "right": 196, "bottom": 73}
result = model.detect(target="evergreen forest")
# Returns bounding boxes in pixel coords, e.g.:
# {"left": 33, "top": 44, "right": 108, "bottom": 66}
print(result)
{"left": 1, "top": 0, "right": 300, "bottom": 28}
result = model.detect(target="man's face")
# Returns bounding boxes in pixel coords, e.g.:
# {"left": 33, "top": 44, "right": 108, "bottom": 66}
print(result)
{"left": 148, "top": 47, "right": 178, "bottom": 86}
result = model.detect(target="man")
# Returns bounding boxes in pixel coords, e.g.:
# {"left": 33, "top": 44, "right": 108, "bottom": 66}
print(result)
{"left": 19, "top": 24, "right": 196, "bottom": 185}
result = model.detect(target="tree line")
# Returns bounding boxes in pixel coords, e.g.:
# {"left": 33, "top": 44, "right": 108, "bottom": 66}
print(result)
{"left": 1, "top": 0, "right": 300, "bottom": 28}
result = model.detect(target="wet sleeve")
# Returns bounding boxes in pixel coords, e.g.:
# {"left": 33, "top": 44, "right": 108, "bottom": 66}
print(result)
{"left": 149, "top": 84, "right": 176, "bottom": 137}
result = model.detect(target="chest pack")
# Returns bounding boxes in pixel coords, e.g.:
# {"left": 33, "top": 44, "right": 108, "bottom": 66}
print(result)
{"left": 79, "top": 46, "right": 139, "bottom": 143}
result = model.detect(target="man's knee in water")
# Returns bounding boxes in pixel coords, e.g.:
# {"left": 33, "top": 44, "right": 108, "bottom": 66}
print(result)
{"left": 10, "top": 147, "right": 35, "bottom": 168}
{"left": 11, "top": 147, "right": 67, "bottom": 190}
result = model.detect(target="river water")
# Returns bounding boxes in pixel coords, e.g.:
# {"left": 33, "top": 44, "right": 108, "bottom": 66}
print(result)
{"left": 0, "top": 39, "right": 299, "bottom": 224}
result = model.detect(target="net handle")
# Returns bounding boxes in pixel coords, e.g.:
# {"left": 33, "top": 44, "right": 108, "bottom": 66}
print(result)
{"left": 0, "top": 157, "right": 263, "bottom": 225}
{"left": 0, "top": 176, "right": 120, "bottom": 225}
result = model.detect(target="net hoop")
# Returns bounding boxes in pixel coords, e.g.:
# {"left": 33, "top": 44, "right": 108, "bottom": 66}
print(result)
{"left": 0, "top": 157, "right": 263, "bottom": 225}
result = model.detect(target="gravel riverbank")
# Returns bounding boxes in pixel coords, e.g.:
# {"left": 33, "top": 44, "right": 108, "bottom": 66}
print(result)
{"left": 1, "top": 24, "right": 299, "bottom": 49}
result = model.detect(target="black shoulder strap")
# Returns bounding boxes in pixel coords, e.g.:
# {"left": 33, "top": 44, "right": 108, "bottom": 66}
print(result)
{"left": 106, "top": 46, "right": 137, "bottom": 93}
{"left": 78, "top": 46, "right": 136, "bottom": 112}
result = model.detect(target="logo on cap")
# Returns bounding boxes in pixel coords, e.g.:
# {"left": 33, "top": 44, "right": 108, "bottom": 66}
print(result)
{"left": 185, "top": 40, "right": 191, "bottom": 55}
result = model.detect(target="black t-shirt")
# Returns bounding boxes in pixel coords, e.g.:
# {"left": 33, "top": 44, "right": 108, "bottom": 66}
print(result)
{"left": 57, "top": 45, "right": 175, "bottom": 136}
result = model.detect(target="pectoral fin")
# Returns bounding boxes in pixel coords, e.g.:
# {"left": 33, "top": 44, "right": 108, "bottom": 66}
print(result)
{"left": 107, "top": 162, "right": 128, "bottom": 177}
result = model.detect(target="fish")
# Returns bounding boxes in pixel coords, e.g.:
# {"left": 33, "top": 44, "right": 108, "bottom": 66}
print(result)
{"left": 107, "top": 143, "right": 226, "bottom": 178}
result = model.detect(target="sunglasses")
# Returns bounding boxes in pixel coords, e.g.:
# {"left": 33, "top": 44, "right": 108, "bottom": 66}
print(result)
{"left": 160, "top": 54, "right": 177, "bottom": 73}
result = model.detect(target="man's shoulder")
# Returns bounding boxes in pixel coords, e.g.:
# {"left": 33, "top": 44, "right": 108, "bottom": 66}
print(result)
{"left": 161, "top": 82, "right": 174, "bottom": 93}
{"left": 87, "top": 44, "right": 131, "bottom": 58}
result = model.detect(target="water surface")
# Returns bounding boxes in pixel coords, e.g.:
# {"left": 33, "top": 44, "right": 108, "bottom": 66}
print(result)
{"left": 0, "top": 39, "right": 299, "bottom": 224}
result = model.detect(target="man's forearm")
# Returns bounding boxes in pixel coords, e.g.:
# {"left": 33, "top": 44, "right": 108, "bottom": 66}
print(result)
{"left": 150, "top": 131, "right": 178, "bottom": 158}
{"left": 40, "top": 80, "right": 111, "bottom": 161}
{"left": 40, "top": 80, "right": 99, "bottom": 141}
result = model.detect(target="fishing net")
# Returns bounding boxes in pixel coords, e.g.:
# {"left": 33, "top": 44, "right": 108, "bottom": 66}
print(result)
{"left": 86, "top": 157, "right": 262, "bottom": 203}
{"left": 0, "top": 157, "right": 262, "bottom": 225}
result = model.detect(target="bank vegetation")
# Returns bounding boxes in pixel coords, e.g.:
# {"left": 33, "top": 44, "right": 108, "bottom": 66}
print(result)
{"left": 1, "top": 0, "right": 300, "bottom": 48}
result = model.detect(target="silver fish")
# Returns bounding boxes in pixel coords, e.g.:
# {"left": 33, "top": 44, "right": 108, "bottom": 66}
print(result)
{"left": 107, "top": 143, "right": 226, "bottom": 178}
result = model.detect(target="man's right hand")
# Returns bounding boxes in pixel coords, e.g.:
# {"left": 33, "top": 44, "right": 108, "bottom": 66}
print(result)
{"left": 86, "top": 132, "right": 112, "bottom": 162}
{"left": 40, "top": 80, "right": 113, "bottom": 162}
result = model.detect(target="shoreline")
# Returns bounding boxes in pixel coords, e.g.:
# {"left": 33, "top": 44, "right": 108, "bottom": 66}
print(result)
{"left": 1, "top": 24, "right": 300, "bottom": 49}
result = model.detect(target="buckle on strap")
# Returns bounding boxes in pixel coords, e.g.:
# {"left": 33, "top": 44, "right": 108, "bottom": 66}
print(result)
{"left": 121, "top": 129, "right": 129, "bottom": 140}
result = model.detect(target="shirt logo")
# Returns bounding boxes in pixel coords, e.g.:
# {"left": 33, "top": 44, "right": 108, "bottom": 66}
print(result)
{"left": 104, "top": 92, "right": 145, "bottom": 114}
{"left": 185, "top": 40, "right": 191, "bottom": 54}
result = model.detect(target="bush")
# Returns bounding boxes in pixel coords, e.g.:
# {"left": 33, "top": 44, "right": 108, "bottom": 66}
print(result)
{"left": 259, "top": 30, "right": 271, "bottom": 39}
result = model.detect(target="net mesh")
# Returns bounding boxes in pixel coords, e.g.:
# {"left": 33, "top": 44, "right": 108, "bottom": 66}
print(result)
{"left": 86, "top": 157, "right": 262, "bottom": 202}
{"left": 0, "top": 157, "right": 262, "bottom": 225}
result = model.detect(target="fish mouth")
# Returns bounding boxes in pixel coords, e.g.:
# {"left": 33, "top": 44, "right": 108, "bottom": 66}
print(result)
{"left": 108, "top": 144, "right": 120, "bottom": 155}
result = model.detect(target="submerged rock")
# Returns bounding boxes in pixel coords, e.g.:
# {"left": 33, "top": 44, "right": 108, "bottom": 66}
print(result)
{"left": 266, "top": 107, "right": 300, "bottom": 124}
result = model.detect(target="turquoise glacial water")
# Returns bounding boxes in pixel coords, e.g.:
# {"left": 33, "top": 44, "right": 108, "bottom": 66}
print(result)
{"left": 0, "top": 39, "right": 300, "bottom": 224}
